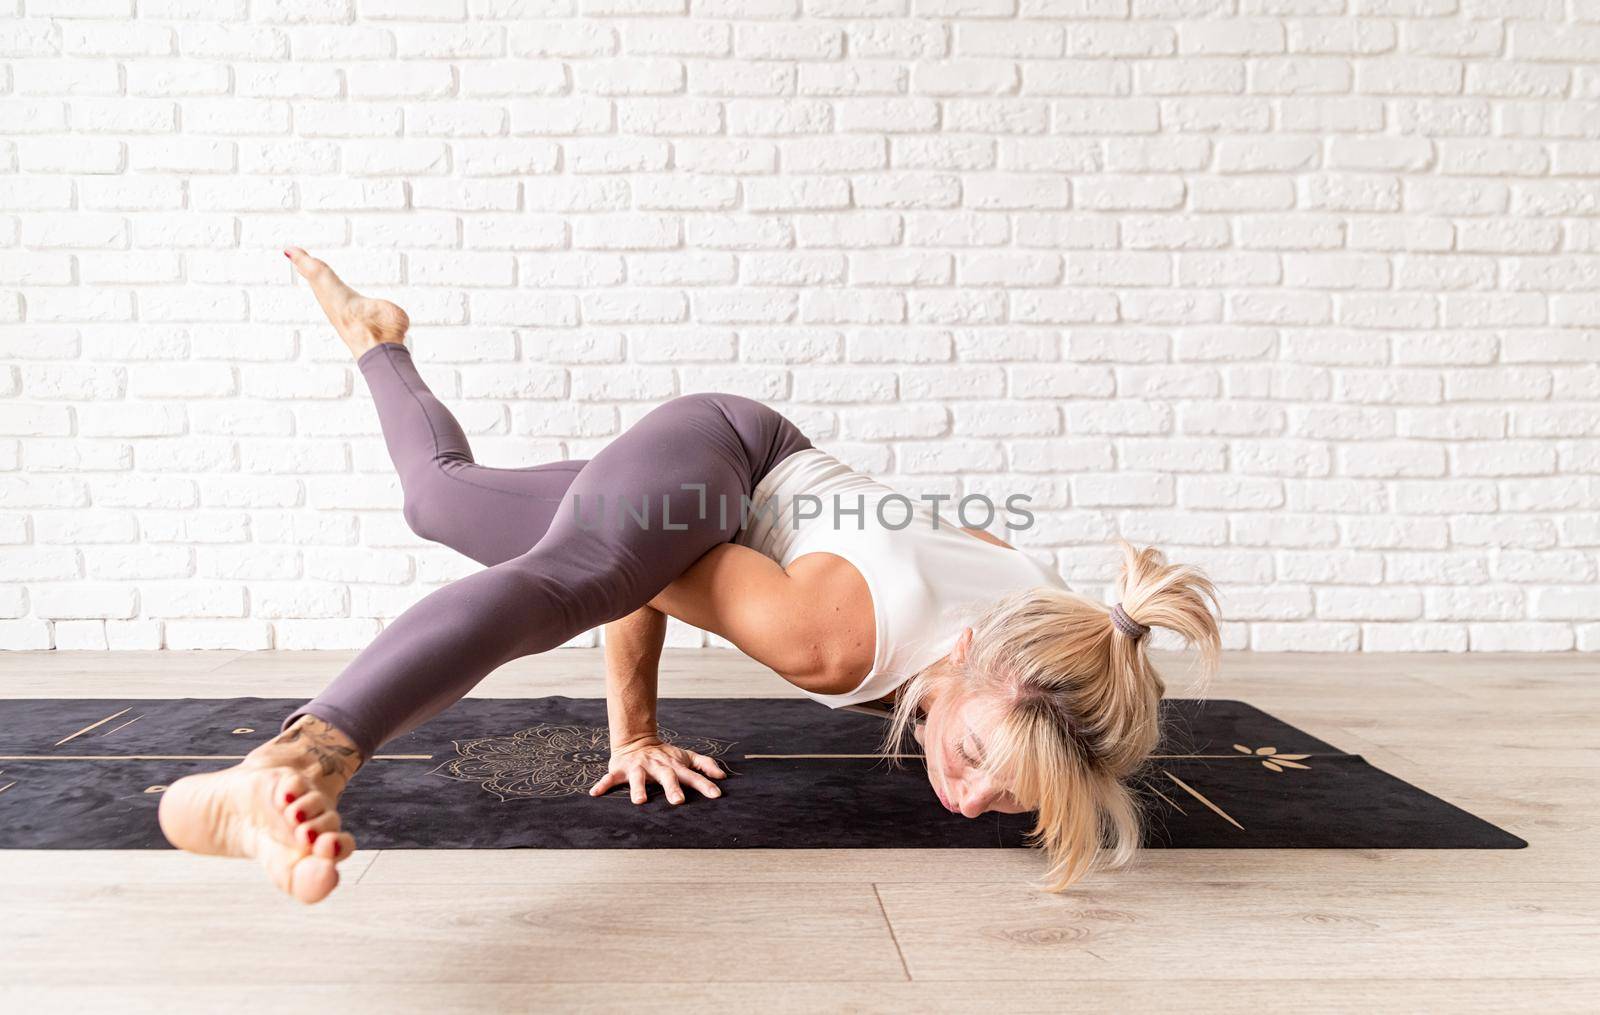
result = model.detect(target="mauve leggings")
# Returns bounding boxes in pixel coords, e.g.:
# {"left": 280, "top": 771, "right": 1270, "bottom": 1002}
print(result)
{"left": 279, "top": 343, "right": 813, "bottom": 759}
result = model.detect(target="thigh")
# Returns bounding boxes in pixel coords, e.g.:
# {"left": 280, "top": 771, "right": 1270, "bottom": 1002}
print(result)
{"left": 418, "top": 457, "right": 589, "bottom": 565}
{"left": 527, "top": 393, "right": 794, "bottom": 622}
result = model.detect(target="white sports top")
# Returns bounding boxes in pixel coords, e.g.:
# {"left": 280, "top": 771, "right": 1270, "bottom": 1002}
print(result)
{"left": 733, "top": 447, "right": 1070, "bottom": 708}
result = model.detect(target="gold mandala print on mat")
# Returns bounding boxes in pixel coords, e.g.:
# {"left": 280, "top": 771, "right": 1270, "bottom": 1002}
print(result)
{"left": 428, "top": 723, "right": 736, "bottom": 802}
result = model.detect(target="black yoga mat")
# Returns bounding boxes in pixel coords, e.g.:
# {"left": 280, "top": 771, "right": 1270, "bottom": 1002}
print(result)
{"left": 0, "top": 696, "right": 1523, "bottom": 850}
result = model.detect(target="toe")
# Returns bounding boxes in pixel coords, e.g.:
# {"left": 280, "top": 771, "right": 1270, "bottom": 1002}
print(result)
{"left": 283, "top": 798, "right": 311, "bottom": 829}
{"left": 290, "top": 855, "right": 340, "bottom": 905}
{"left": 269, "top": 772, "right": 314, "bottom": 838}
{"left": 272, "top": 770, "right": 312, "bottom": 809}
{"left": 297, "top": 810, "right": 342, "bottom": 851}
{"left": 287, "top": 788, "right": 331, "bottom": 823}
{"left": 261, "top": 835, "right": 342, "bottom": 904}
{"left": 280, "top": 791, "right": 338, "bottom": 851}
{"left": 316, "top": 830, "right": 356, "bottom": 863}
{"left": 284, "top": 246, "right": 324, "bottom": 278}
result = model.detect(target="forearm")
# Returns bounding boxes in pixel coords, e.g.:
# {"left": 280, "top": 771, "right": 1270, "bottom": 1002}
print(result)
{"left": 602, "top": 605, "right": 666, "bottom": 751}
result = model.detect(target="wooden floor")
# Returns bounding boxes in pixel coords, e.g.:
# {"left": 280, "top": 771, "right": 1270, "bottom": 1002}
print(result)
{"left": 1, "top": 649, "right": 1596, "bottom": 1014}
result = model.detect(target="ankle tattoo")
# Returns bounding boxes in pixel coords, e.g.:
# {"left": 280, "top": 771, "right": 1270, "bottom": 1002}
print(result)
{"left": 277, "top": 715, "right": 365, "bottom": 781}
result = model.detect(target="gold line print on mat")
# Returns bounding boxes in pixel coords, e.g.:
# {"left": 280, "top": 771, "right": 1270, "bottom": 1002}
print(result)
{"left": 0, "top": 781, "right": 15, "bottom": 796}
{"left": 1162, "top": 770, "right": 1244, "bottom": 831}
{"left": 55, "top": 707, "right": 132, "bottom": 746}
{"left": 232, "top": 727, "right": 256, "bottom": 735}
{"left": 743, "top": 753, "right": 919, "bottom": 760}
{"left": 0, "top": 754, "right": 433, "bottom": 761}
{"left": 430, "top": 723, "right": 736, "bottom": 802}
{"left": 1147, "top": 784, "right": 1187, "bottom": 816}
{"left": 102, "top": 715, "right": 143, "bottom": 737}
{"left": 1231, "top": 743, "right": 1311, "bottom": 772}
{"left": 744, "top": 745, "right": 1317, "bottom": 766}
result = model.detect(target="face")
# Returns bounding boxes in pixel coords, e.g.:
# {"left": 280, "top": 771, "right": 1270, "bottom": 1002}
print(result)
{"left": 912, "top": 627, "right": 1028, "bottom": 819}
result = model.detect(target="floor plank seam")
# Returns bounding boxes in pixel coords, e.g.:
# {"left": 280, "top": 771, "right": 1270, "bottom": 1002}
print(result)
{"left": 202, "top": 652, "right": 246, "bottom": 674}
{"left": 352, "top": 850, "right": 383, "bottom": 887}
{"left": 872, "top": 883, "right": 912, "bottom": 982}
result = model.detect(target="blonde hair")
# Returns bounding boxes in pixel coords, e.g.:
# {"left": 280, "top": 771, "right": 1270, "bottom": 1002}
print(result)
{"left": 880, "top": 540, "right": 1221, "bottom": 891}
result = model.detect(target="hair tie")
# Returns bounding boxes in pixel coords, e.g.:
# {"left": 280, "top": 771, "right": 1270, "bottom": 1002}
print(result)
{"left": 1109, "top": 603, "right": 1149, "bottom": 641}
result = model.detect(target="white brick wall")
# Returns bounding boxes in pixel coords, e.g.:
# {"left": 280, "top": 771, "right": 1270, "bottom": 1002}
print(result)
{"left": 2, "top": 3, "right": 1598, "bottom": 654}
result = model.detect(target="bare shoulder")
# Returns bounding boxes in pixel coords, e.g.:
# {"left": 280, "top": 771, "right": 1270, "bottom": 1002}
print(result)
{"left": 961, "top": 525, "right": 1016, "bottom": 550}
{"left": 781, "top": 553, "right": 877, "bottom": 692}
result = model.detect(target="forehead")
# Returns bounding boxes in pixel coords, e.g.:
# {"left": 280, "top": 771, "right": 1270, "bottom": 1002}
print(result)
{"left": 953, "top": 692, "right": 1008, "bottom": 736}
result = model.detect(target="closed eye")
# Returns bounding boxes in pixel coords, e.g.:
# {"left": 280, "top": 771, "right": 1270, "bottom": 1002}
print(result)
{"left": 964, "top": 726, "right": 987, "bottom": 765}
{"left": 955, "top": 739, "right": 979, "bottom": 766}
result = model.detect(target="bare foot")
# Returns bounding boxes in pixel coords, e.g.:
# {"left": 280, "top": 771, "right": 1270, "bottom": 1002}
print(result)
{"left": 157, "top": 716, "right": 362, "bottom": 905}
{"left": 285, "top": 246, "right": 410, "bottom": 359}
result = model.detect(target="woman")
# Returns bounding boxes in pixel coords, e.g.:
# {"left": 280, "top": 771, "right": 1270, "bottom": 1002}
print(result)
{"left": 158, "top": 249, "right": 1222, "bottom": 905}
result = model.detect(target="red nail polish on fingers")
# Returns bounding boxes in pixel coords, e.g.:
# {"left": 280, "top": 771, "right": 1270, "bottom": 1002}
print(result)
{"left": 295, "top": 809, "right": 305, "bottom": 822}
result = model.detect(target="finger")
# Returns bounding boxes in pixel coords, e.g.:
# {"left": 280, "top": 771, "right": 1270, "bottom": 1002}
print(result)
{"left": 689, "top": 753, "right": 727, "bottom": 779}
{"left": 656, "top": 768, "right": 686, "bottom": 805}
{"left": 589, "top": 771, "right": 624, "bottom": 797}
{"left": 675, "top": 766, "right": 722, "bottom": 799}
{"left": 628, "top": 769, "right": 648, "bottom": 805}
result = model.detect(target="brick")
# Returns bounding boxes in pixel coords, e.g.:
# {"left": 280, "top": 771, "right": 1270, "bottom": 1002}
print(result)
{"left": 53, "top": 620, "right": 109, "bottom": 651}
{"left": 105, "top": 621, "right": 163, "bottom": 650}
{"left": 165, "top": 619, "right": 272, "bottom": 650}
{"left": 33, "top": 585, "right": 137, "bottom": 620}
{"left": 1468, "top": 623, "right": 1575, "bottom": 652}
{"left": 1362, "top": 623, "right": 1469, "bottom": 652}
{"left": 0, "top": 620, "right": 52, "bottom": 650}
{"left": 1252, "top": 623, "right": 1361, "bottom": 652}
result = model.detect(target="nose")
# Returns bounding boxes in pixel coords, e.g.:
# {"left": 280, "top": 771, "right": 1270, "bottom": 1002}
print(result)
{"left": 958, "top": 789, "right": 993, "bottom": 819}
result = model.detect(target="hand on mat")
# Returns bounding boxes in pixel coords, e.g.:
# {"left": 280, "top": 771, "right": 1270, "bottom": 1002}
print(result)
{"left": 589, "top": 737, "right": 727, "bottom": 806}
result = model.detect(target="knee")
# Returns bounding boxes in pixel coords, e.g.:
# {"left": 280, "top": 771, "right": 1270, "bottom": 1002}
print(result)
{"left": 401, "top": 492, "right": 439, "bottom": 543}
{"left": 399, "top": 469, "right": 451, "bottom": 544}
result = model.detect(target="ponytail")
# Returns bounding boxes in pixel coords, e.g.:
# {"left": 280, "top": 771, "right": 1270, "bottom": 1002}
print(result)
{"left": 1111, "top": 539, "right": 1221, "bottom": 697}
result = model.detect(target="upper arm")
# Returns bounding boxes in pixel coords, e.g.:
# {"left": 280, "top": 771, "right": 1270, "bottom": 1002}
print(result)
{"left": 646, "top": 542, "right": 818, "bottom": 678}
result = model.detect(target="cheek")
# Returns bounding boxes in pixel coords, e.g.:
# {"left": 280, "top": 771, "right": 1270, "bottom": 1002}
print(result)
{"left": 942, "top": 749, "right": 967, "bottom": 782}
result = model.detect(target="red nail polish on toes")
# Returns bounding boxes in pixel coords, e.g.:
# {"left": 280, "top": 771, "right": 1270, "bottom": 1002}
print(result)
{"left": 333, "top": 842, "right": 341, "bottom": 857}
{"left": 307, "top": 829, "right": 319, "bottom": 843}
{"left": 295, "top": 809, "right": 305, "bottom": 822}
{"left": 284, "top": 792, "right": 297, "bottom": 805}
